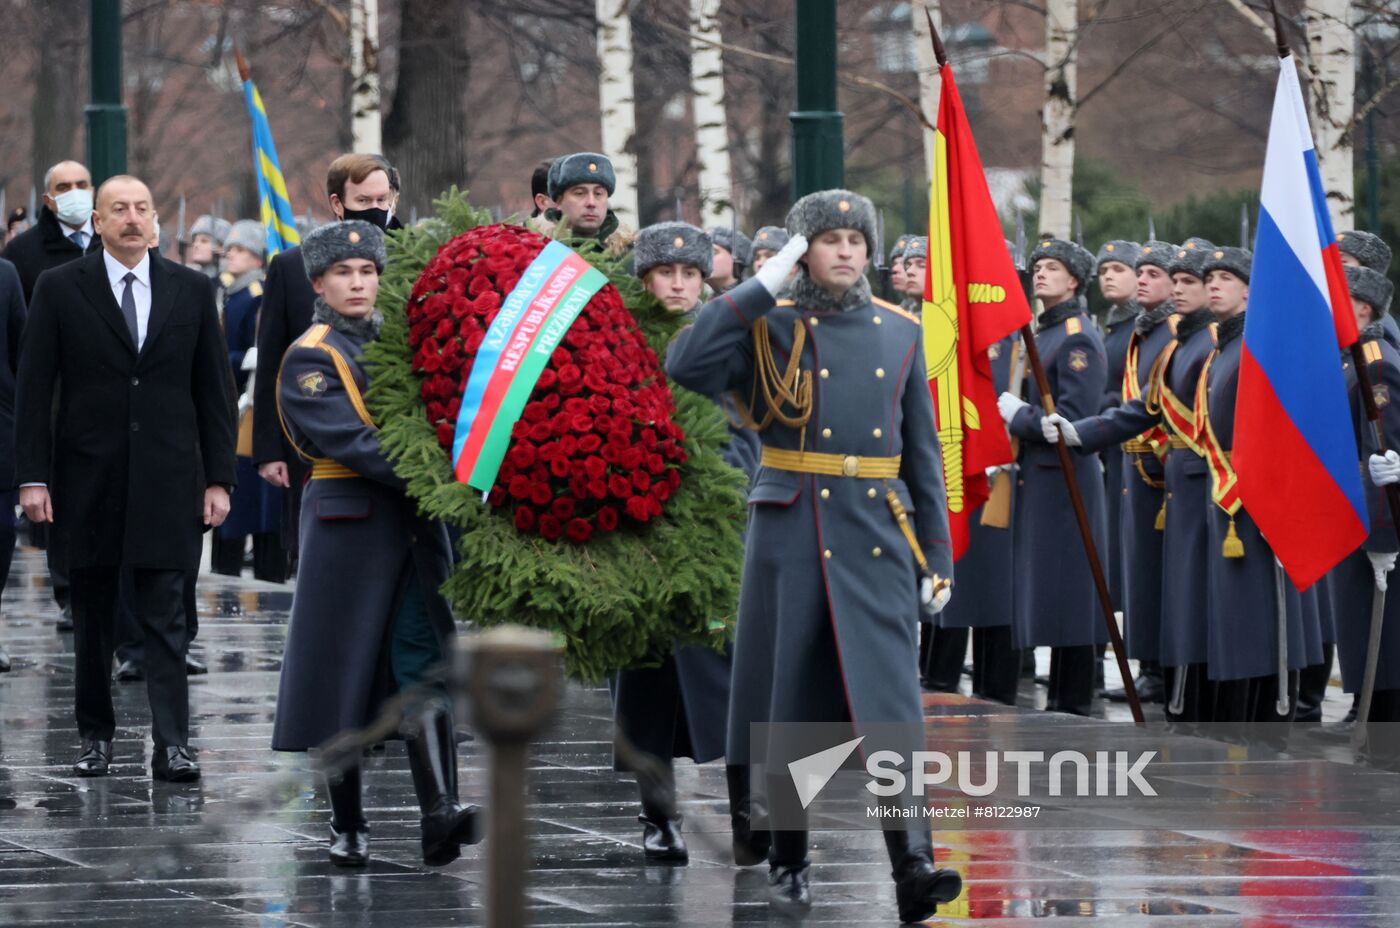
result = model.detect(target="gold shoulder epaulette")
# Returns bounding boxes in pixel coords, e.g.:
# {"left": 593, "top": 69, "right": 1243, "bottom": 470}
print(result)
{"left": 297, "top": 323, "right": 331, "bottom": 349}
{"left": 1168, "top": 314, "right": 1181, "bottom": 335}
{"left": 775, "top": 299, "right": 796, "bottom": 308}
{"left": 1365, "top": 341, "right": 1384, "bottom": 365}
{"left": 1209, "top": 322, "right": 1219, "bottom": 347}
{"left": 1065, "top": 317, "right": 1083, "bottom": 335}
{"left": 249, "top": 280, "right": 263, "bottom": 298}
{"left": 218, "top": 271, "right": 234, "bottom": 287}
{"left": 871, "top": 297, "right": 920, "bottom": 324}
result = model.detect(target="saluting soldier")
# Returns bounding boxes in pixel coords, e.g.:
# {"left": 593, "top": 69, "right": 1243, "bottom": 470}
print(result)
{"left": 611, "top": 222, "right": 763, "bottom": 866}
{"left": 1331, "top": 267, "right": 1400, "bottom": 727}
{"left": 667, "top": 190, "right": 962, "bottom": 922}
{"left": 997, "top": 238, "right": 1107, "bottom": 716}
{"left": 1193, "top": 247, "right": 1322, "bottom": 723}
{"left": 932, "top": 332, "right": 1021, "bottom": 705}
{"left": 272, "top": 221, "right": 482, "bottom": 869}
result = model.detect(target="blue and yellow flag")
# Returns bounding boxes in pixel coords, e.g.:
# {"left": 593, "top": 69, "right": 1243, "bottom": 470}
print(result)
{"left": 235, "top": 48, "right": 300, "bottom": 257}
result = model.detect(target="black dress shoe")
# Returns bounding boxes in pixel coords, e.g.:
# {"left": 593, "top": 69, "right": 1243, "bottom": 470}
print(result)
{"left": 114, "top": 660, "right": 145, "bottom": 682}
{"left": 0, "top": 646, "right": 10, "bottom": 673}
{"left": 640, "top": 813, "right": 688, "bottom": 863}
{"left": 56, "top": 605, "right": 73, "bottom": 632}
{"left": 1294, "top": 702, "right": 1324, "bottom": 723}
{"left": 184, "top": 654, "right": 208, "bottom": 675}
{"left": 73, "top": 740, "right": 112, "bottom": 776}
{"left": 894, "top": 859, "right": 963, "bottom": 923}
{"left": 152, "top": 746, "right": 200, "bottom": 782}
{"left": 1105, "top": 674, "right": 1165, "bottom": 704}
{"left": 329, "top": 824, "right": 370, "bottom": 867}
{"left": 767, "top": 863, "right": 812, "bottom": 914}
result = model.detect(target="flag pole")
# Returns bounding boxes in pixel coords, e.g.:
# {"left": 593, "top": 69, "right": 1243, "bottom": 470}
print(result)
{"left": 1267, "top": 0, "right": 1400, "bottom": 747}
{"left": 924, "top": 10, "right": 1142, "bottom": 725}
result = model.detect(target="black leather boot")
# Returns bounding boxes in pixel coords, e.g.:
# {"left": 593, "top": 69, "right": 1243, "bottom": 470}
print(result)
{"left": 640, "top": 785, "right": 688, "bottom": 863}
{"left": 767, "top": 828, "right": 811, "bottom": 914}
{"left": 407, "top": 704, "right": 482, "bottom": 866}
{"left": 883, "top": 827, "right": 962, "bottom": 923}
{"left": 725, "top": 764, "right": 770, "bottom": 866}
{"left": 326, "top": 765, "right": 369, "bottom": 867}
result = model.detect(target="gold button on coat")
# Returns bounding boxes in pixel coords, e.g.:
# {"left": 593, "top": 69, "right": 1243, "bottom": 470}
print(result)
{"left": 868, "top": 487, "right": 878, "bottom": 498}
{"left": 823, "top": 549, "right": 832, "bottom": 559}
{"left": 820, "top": 488, "right": 830, "bottom": 499}
{"left": 822, "top": 428, "right": 832, "bottom": 439}
{"left": 876, "top": 368, "right": 885, "bottom": 378}
{"left": 820, "top": 368, "right": 829, "bottom": 379}
{"left": 872, "top": 547, "right": 882, "bottom": 557}
{"left": 873, "top": 428, "right": 882, "bottom": 438}
{"left": 873, "top": 315, "right": 883, "bottom": 325}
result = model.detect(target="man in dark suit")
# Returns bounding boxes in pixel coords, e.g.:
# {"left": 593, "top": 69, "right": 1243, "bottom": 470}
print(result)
{"left": 0, "top": 257, "right": 26, "bottom": 674}
{"left": 3, "top": 160, "right": 104, "bottom": 630}
{"left": 252, "top": 152, "right": 399, "bottom": 551}
{"left": 16, "top": 175, "right": 237, "bottom": 782}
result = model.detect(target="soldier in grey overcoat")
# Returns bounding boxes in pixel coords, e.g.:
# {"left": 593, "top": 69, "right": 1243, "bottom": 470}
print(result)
{"left": 1196, "top": 248, "right": 1322, "bottom": 722}
{"left": 667, "top": 190, "right": 962, "bottom": 922}
{"left": 1333, "top": 266, "right": 1400, "bottom": 722}
{"left": 612, "top": 222, "right": 760, "bottom": 865}
{"left": 272, "top": 220, "right": 481, "bottom": 869}
{"left": 998, "top": 238, "right": 1108, "bottom": 716}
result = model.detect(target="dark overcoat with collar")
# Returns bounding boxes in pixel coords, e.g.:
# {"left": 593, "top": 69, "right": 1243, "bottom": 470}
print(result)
{"left": 667, "top": 277, "right": 953, "bottom": 767}
{"left": 1006, "top": 299, "right": 1110, "bottom": 648}
{"left": 14, "top": 249, "right": 236, "bottom": 570}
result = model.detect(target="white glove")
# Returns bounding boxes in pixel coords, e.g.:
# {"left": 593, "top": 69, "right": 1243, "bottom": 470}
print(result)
{"left": 997, "top": 392, "right": 1028, "bottom": 425}
{"left": 241, "top": 346, "right": 259, "bottom": 372}
{"left": 1042, "top": 413, "right": 1081, "bottom": 446}
{"left": 237, "top": 392, "right": 253, "bottom": 416}
{"left": 920, "top": 577, "right": 952, "bottom": 613}
{"left": 1370, "top": 551, "right": 1397, "bottom": 592}
{"left": 754, "top": 234, "right": 808, "bottom": 297}
{"left": 1370, "top": 450, "right": 1400, "bottom": 487}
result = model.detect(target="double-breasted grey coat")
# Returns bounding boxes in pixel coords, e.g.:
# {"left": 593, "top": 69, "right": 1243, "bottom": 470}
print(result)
{"left": 271, "top": 318, "right": 457, "bottom": 752}
{"left": 666, "top": 277, "right": 952, "bottom": 766}
{"left": 1006, "top": 299, "right": 1109, "bottom": 649}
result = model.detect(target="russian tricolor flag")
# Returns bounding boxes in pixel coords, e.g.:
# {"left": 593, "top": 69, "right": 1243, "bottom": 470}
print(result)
{"left": 1234, "top": 53, "right": 1368, "bottom": 591}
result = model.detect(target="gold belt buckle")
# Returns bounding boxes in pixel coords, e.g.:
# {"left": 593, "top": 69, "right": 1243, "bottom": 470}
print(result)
{"left": 842, "top": 455, "right": 860, "bottom": 477}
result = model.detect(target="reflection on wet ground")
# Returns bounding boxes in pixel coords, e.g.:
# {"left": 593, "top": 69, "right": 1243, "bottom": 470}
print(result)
{"left": 3, "top": 547, "right": 1400, "bottom": 925}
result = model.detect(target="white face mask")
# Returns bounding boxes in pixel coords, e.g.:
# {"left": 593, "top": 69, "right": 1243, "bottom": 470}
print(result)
{"left": 52, "top": 188, "right": 93, "bottom": 227}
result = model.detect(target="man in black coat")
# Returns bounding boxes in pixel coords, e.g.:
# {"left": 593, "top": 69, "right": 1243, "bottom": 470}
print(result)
{"left": 0, "top": 257, "right": 26, "bottom": 673}
{"left": 3, "top": 161, "right": 103, "bottom": 629}
{"left": 252, "top": 152, "right": 399, "bottom": 550}
{"left": 16, "top": 175, "right": 237, "bottom": 782}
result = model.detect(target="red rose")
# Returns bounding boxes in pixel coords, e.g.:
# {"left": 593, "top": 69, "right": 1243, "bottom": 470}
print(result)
{"left": 508, "top": 475, "right": 532, "bottom": 499}
{"left": 522, "top": 402, "right": 548, "bottom": 424}
{"left": 564, "top": 518, "right": 592, "bottom": 544}
{"left": 506, "top": 444, "right": 537, "bottom": 470}
{"left": 435, "top": 422, "right": 455, "bottom": 446}
{"left": 549, "top": 457, "right": 570, "bottom": 479}
{"left": 551, "top": 497, "right": 576, "bottom": 521}
{"left": 529, "top": 483, "right": 553, "bottom": 506}
{"left": 624, "top": 496, "right": 650, "bottom": 521}
{"left": 596, "top": 507, "right": 619, "bottom": 531}
{"left": 632, "top": 470, "right": 651, "bottom": 492}
{"left": 514, "top": 507, "right": 536, "bottom": 532}
{"left": 584, "top": 456, "right": 607, "bottom": 479}
{"left": 620, "top": 447, "right": 644, "bottom": 471}
{"left": 608, "top": 474, "right": 632, "bottom": 498}
{"left": 487, "top": 487, "right": 507, "bottom": 507}
{"left": 587, "top": 478, "right": 608, "bottom": 499}
{"left": 538, "top": 515, "right": 563, "bottom": 540}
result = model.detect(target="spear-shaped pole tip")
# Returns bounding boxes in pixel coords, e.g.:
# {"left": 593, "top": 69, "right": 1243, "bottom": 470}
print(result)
{"left": 1268, "top": 0, "right": 1290, "bottom": 60}
{"left": 233, "top": 44, "right": 251, "bottom": 83}
{"left": 925, "top": 8, "right": 948, "bottom": 68}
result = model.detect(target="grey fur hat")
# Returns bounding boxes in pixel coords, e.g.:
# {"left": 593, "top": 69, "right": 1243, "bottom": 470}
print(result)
{"left": 1166, "top": 244, "right": 1210, "bottom": 280}
{"left": 188, "top": 215, "right": 231, "bottom": 245}
{"left": 1030, "top": 237, "right": 1096, "bottom": 291}
{"left": 1202, "top": 246, "right": 1252, "bottom": 284}
{"left": 1346, "top": 264, "right": 1394, "bottom": 316}
{"left": 785, "top": 189, "right": 878, "bottom": 256}
{"left": 1096, "top": 240, "right": 1141, "bottom": 270}
{"left": 634, "top": 222, "right": 713, "bottom": 278}
{"left": 1181, "top": 236, "right": 1215, "bottom": 253}
{"left": 752, "top": 226, "right": 790, "bottom": 254}
{"left": 708, "top": 226, "right": 753, "bottom": 268}
{"left": 301, "top": 220, "right": 386, "bottom": 280}
{"left": 1339, "top": 230, "right": 1393, "bottom": 274}
{"left": 890, "top": 235, "right": 910, "bottom": 263}
{"left": 547, "top": 152, "right": 616, "bottom": 201}
{"left": 902, "top": 236, "right": 929, "bottom": 262}
{"left": 223, "top": 219, "right": 265, "bottom": 257}
{"left": 1136, "top": 240, "right": 1179, "bottom": 272}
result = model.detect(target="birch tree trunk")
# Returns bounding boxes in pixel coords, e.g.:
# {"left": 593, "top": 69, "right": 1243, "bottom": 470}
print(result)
{"left": 1305, "top": 0, "right": 1355, "bottom": 230}
{"left": 596, "top": 0, "right": 641, "bottom": 224}
{"left": 350, "top": 0, "right": 382, "bottom": 154}
{"left": 911, "top": 0, "right": 942, "bottom": 187}
{"left": 1038, "top": 0, "right": 1078, "bottom": 240}
{"left": 690, "top": 0, "right": 732, "bottom": 227}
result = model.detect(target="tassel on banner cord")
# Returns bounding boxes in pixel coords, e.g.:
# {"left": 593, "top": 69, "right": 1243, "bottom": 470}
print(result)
{"left": 1155, "top": 500, "right": 1166, "bottom": 531}
{"left": 1223, "top": 516, "right": 1245, "bottom": 558}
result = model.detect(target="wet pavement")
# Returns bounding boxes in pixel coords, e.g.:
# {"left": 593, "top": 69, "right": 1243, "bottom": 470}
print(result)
{"left": 3, "top": 545, "right": 1400, "bottom": 926}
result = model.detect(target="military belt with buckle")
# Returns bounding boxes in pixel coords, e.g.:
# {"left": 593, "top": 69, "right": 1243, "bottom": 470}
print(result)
{"left": 761, "top": 447, "right": 902, "bottom": 479}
